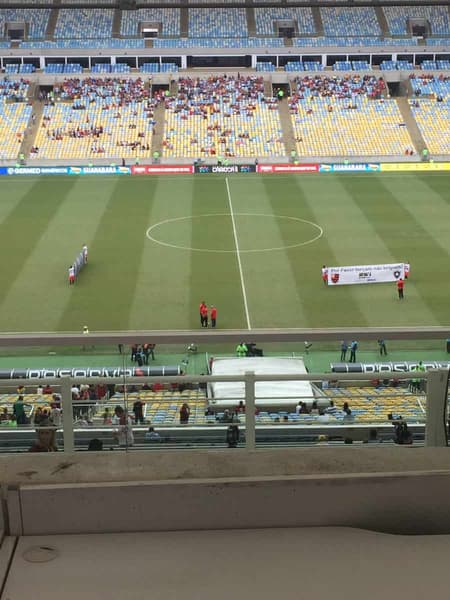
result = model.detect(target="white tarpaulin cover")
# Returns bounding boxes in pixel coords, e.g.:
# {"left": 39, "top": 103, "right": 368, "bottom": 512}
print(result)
{"left": 209, "top": 357, "right": 314, "bottom": 408}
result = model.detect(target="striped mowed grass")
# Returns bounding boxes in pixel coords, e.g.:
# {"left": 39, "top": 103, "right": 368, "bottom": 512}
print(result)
{"left": 0, "top": 172, "right": 448, "bottom": 332}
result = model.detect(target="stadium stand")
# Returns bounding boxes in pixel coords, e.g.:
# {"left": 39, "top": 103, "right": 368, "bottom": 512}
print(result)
{"left": 292, "top": 36, "right": 418, "bottom": 47}
{"left": 54, "top": 9, "right": 114, "bottom": 39}
{"left": 0, "top": 77, "right": 31, "bottom": 159}
{"left": 0, "top": 384, "right": 425, "bottom": 428}
{"left": 120, "top": 8, "right": 180, "bottom": 37}
{"left": 21, "top": 39, "right": 146, "bottom": 49}
{"left": 320, "top": 7, "right": 381, "bottom": 37}
{"left": 409, "top": 74, "right": 450, "bottom": 154}
{"left": 254, "top": 7, "right": 315, "bottom": 35}
{"left": 380, "top": 60, "right": 415, "bottom": 70}
{"left": 32, "top": 78, "right": 157, "bottom": 160}
{"left": 289, "top": 75, "right": 415, "bottom": 157}
{"left": 153, "top": 37, "right": 283, "bottom": 48}
{"left": 163, "top": 75, "right": 285, "bottom": 158}
{"left": 0, "top": 8, "right": 51, "bottom": 39}
{"left": 188, "top": 8, "right": 248, "bottom": 37}
{"left": 383, "top": 5, "right": 450, "bottom": 35}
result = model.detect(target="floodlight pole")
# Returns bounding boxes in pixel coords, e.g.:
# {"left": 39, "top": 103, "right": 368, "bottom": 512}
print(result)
{"left": 245, "top": 371, "right": 256, "bottom": 451}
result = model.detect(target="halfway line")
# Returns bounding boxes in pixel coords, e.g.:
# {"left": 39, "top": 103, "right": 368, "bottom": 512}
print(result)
{"left": 225, "top": 177, "right": 251, "bottom": 330}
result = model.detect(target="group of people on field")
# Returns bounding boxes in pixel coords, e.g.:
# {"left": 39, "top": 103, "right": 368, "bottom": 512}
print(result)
{"left": 199, "top": 301, "right": 217, "bottom": 328}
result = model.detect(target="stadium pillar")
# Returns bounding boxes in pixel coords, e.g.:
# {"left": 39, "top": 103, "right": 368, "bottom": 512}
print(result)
{"left": 425, "top": 369, "right": 449, "bottom": 447}
{"left": 244, "top": 371, "right": 256, "bottom": 450}
{"left": 61, "top": 376, "right": 75, "bottom": 452}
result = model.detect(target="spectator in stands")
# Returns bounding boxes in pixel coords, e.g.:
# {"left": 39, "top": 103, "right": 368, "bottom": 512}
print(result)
{"left": 393, "top": 420, "right": 413, "bottom": 445}
{"left": 102, "top": 407, "right": 112, "bottom": 425}
{"left": 317, "top": 409, "right": 330, "bottom": 423}
{"left": 33, "top": 407, "right": 44, "bottom": 425}
{"left": 29, "top": 419, "right": 58, "bottom": 452}
{"left": 43, "top": 384, "right": 53, "bottom": 394}
{"left": 235, "top": 400, "right": 245, "bottom": 413}
{"left": 145, "top": 426, "right": 161, "bottom": 442}
{"left": 14, "top": 396, "right": 28, "bottom": 425}
{"left": 0, "top": 407, "right": 9, "bottom": 422}
{"left": 113, "top": 406, "right": 134, "bottom": 447}
{"left": 50, "top": 401, "right": 62, "bottom": 427}
{"left": 325, "top": 400, "right": 337, "bottom": 415}
{"left": 133, "top": 399, "right": 145, "bottom": 425}
{"left": 343, "top": 402, "right": 351, "bottom": 416}
{"left": 310, "top": 400, "right": 319, "bottom": 415}
{"left": 17, "top": 385, "right": 26, "bottom": 396}
{"left": 180, "top": 402, "right": 190, "bottom": 424}
{"left": 87, "top": 438, "right": 103, "bottom": 451}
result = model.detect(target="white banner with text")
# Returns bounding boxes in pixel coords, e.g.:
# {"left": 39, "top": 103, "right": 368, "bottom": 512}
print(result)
{"left": 327, "top": 263, "right": 405, "bottom": 285}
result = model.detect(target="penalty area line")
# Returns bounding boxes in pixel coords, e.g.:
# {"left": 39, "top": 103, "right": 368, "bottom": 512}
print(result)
{"left": 225, "top": 177, "right": 251, "bottom": 330}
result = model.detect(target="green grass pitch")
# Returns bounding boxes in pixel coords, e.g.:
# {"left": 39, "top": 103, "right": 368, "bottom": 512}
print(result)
{"left": 0, "top": 172, "right": 448, "bottom": 332}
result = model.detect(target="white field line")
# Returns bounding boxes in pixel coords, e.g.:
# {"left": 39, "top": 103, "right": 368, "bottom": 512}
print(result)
{"left": 225, "top": 176, "right": 251, "bottom": 330}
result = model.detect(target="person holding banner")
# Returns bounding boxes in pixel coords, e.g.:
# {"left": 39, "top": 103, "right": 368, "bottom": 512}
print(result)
{"left": 321, "top": 265, "right": 328, "bottom": 286}
{"left": 68, "top": 265, "right": 75, "bottom": 285}
{"left": 404, "top": 262, "right": 410, "bottom": 279}
{"left": 397, "top": 279, "right": 405, "bottom": 300}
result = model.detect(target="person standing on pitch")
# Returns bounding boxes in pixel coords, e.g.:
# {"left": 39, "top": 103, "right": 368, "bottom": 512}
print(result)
{"left": 378, "top": 339, "right": 387, "bottom": 356}
{"left": 82, "top": 244, "right": 88, "bottom": 264}
{"left": 200, "top": 301, "right": 208, "bottom": 327}
{"left": 210, "top": 305, "right": 217, "bottom": 328}
{"left": 404, "top": 262, "right": 410, "bottom": 279}
{"left": 397, "top": 278, "right": 405, "bottom": 300}
{"left": 321, "top": 265, "right": 328, "bottom": 286}
{"left": 349, "top": 340, "right": 358, "bottom": 363}
{"left": 340, "top": 340, "right": 348, "bottom": 361}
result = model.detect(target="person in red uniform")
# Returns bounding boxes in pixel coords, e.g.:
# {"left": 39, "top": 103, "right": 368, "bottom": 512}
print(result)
{"left": 200, "top": 301, "right": 208, "bottom": 327}
{"left": 397, "top": 278, "right": 405, "bottom": 299}
{"left": 210, "top": 305, "right": 217, "bottom": 328}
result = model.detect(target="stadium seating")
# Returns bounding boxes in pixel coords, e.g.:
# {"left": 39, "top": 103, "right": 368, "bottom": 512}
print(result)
{"left": 409, "top": 75, "right": 450, "bottom": 154}
{"left": 380, "top": 60, "right": 415, "bottom": 70}
{"left": 256, "top": 62, "right": 275, "bottom": 72}
{"left": 254, "top": 7, "right": 315, "bottom": 35}
{"left": 0, "top": 77, "right": 32, "bottom": 159}
{"left": 321, "top": 7, "right": 381, "bottom": 36}
{"left": 289, "top": 75, "right": 414, "bottom": 157}
{"left": 0, "top": 8, "right": 50, "bottom": 39}
{"left": 383, "top": 5, "right": 450, "bottom": 35}
{"left": 333, "top": 61, "right": 352, "bottom": 72}
{"left": 54, "top": 9, "right": 114, "bottom": 39}
{"left": 292, "top": 36, "right": 418, "bottom": 47}
{"left": 21, "top": 38, "right": 145, "bottom": 49}
{"left": 120, "top": 8, "right": 180, "bottom": 36}
{"left": 32, "top": 78, "right": 157, "bottom": 160}
{"left": 163, "top": 76, "right": 285, "bottom": 159}
{"left": 153, "top": 37, "right": 283, "bottom": 48}
{"left": 188, "top": 8, "right": 248, "bottom": 37}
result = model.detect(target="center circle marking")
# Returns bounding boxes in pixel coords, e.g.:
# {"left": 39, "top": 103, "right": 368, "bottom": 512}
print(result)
{"left": 146, "top": 213, "right": 323, "bottom": 253}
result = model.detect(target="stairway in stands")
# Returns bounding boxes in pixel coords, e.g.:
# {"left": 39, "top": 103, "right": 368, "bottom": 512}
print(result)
{"left": 246, "top": 7, "right": 256, "bottom": 37}
{"left": 112, "top": 8, "right": 122, "bottom": 38}
{"left": 375, "top": 6, "right": 390, "bottom": 38}
{"left": 180, "top": 6, "right": 189, "bottom": 37}
{"left": 151, "top": 103, "right": 166, "bottom": 157}
{"left": 311, "top": 6, "right": 324, "bottom": 37}
{"left": 45, "top": 0, "right": 60, "bottom": 41}
{"left": 396, "top": 97, "right": 428, "bottom": 156}
{"left": 19, "top": 98, "right": 45, "bottom": 160}
{"left": 276, "top": 86, "right": 297, "bottom": 157}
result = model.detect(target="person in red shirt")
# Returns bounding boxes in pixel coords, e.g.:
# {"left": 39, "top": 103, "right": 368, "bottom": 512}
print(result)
{"left": 397, "top": 278, "right": 405, "bottom": 299}
{"left": 210, "top": 305, "right": 217, "bottom": 328}
{"left": 200, "top": 301, "right": 208, "bottom": 327}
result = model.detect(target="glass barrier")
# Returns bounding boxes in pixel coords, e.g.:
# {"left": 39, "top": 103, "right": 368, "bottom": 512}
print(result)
{"left": 0, "top": 336, "right": 447, "bottom": 453}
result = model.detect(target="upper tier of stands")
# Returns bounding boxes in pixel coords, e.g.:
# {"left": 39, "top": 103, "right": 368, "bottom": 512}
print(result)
{"left": 188, "top": 8, "right": 248, "bottom": 37}
{"left": 289, "top": 75, "right": 414, "bottom": 157}
{"left": 54, "top": 8, "right": 114, "bottom": 39}
{"left": 120, "top": 8, "right": 180, "bottom": 37}
{"left": 0, "top": 8, "right": 50, "bottom": 39}
{"left": 254, "top": 7, "right": 315, "bottom": 36}
{"left": 163, "top": 75, "right": 285, "bottom": 158}
{"left": 320, "top": 7, "right": 381, "bottom": 37}
{"left": 0, "top": 5, "right": 448, "bottom": 49}
{"left": 0, "top": 76, "right": 31, "bottom": 159}
{"left": 383, "top": 5, "right": 450, "bottom": 35}
{"left": 32, "top": 77, "right": 157, "bottom": 160}
{"left": 409, "top": 74, "right": 450, "bottom": 154}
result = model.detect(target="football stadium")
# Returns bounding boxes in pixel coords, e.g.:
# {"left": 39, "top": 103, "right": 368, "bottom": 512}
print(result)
{"left": 0, "top": 0, "right": 449, "bottom": 597}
